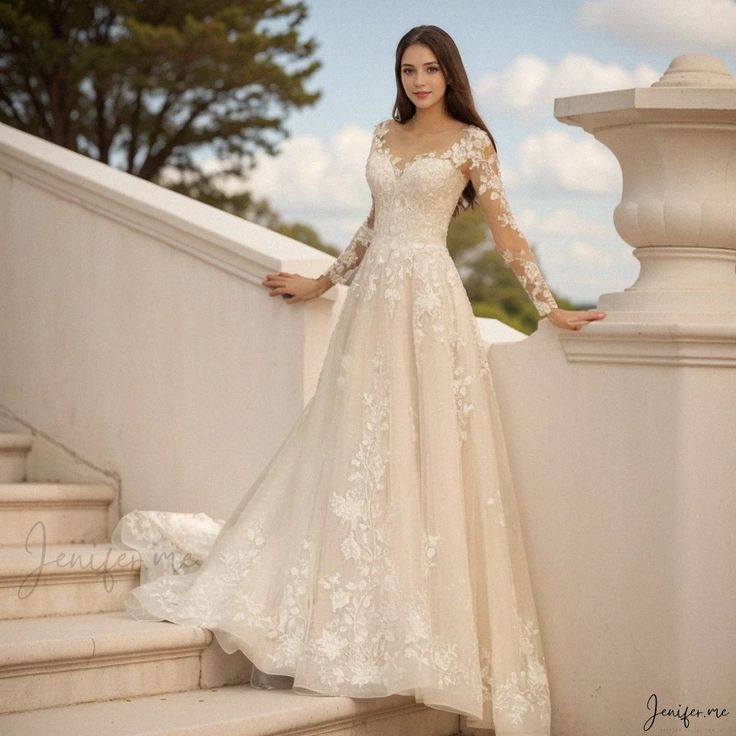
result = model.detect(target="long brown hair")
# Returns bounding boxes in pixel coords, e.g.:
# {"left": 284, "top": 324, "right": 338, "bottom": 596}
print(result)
{"left": 393, "top": 25, "right": 497, "bottom": 214}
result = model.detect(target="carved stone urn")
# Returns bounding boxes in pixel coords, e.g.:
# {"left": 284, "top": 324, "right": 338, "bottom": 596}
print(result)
{"left": 553, "top": 54, "right": 736, "bottom": 365}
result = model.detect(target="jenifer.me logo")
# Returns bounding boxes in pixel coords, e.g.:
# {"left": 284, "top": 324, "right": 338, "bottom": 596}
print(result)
{"left": 643, "top": 692, "right": 730, "bottom": 732}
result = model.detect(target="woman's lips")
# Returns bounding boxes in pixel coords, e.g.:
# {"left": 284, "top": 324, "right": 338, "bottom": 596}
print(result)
{"left": 414, "top": 91, "right": 430, "bottom": 98}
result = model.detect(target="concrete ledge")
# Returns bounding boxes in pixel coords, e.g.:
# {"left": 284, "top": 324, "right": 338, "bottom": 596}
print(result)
{"left": 0, "top": 683, "right": 461, "bottom": 736}
{"left": 0, "top": 610, "right": 211, "bottom": 669}
{"left": 0, "top": 611, "right": 224, "bottom": 713}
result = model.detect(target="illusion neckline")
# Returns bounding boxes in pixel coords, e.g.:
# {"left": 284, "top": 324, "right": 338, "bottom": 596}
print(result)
{"left": 374, "top": 119, "right": 476, "bottom": 176}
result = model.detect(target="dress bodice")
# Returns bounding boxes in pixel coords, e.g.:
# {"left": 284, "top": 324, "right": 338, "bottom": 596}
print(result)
{"left": 321, "top": 118, "right": 559, "bottom": 318}
{"left": 366, "top": 119, "right": 472, "bottom": 247}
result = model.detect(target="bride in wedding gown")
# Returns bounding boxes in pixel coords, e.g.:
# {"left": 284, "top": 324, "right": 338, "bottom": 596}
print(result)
{"left": 111, "top": 24, "right": 606, "bottom": 736}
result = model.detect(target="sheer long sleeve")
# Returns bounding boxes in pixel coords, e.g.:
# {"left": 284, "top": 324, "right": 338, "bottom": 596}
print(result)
{"left": 465, "top": 130, "right": 558, "bottom": 317}
{"left": 320, "top": 200, "right": 376, "bottom": 286}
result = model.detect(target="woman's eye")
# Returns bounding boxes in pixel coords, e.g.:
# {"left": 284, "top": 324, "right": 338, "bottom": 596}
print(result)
{"left": 427, "top": 67, "right": 439, "bottom": 73}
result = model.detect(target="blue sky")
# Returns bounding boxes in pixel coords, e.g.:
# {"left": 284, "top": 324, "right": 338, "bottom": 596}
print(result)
{"left": 242, "top": 0, "right": 736, "bottom": 306}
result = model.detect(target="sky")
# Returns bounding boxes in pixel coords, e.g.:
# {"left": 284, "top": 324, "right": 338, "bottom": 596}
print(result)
{"left": 243, "top": 0, "right": 736, "bottom": 306}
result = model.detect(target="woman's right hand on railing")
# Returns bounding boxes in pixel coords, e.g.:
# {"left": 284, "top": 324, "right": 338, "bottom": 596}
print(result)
{"left": 261, "top": 272, "right": 333, "bottom": 304}
{"left": 546, "top": 306, "right": 606, "bottom": 330}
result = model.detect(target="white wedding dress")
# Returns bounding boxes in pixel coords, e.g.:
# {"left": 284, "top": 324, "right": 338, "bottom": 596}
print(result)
{"left": 111, "top": 118, "right": 558, "bottom": 735}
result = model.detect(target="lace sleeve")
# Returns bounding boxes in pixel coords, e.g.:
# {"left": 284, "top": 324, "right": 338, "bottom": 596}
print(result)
{"left": 320, "top": 201, "right": 375, "bottom": 286}
{"left": 465, "top": 128, "right": 558, "bottom": 317}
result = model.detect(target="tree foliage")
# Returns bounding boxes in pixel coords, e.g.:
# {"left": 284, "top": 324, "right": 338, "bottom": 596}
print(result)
{"left": 0, "top": 0, "right": 321, "bottom": 207}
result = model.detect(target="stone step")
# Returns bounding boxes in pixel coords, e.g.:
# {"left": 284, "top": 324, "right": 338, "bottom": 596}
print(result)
{"left": 0, "top": 482, "right": 115, "bottom": 545}
{"left": 0, "top": 610, "right": 249, "bottom": 714}
{"left": 0, "top": 542, "right": 141, "bottom": 619}
{"left": 0, "top": 683, "right": 461, "bottom": 736}
{"left": 0, "top": 433, "right": 33, "bottom": 483}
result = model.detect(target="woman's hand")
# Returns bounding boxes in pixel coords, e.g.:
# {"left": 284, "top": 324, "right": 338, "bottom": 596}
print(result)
{"left": 261, "top": 272, "right": 330, "bottom": 304}
{"left": 546, "top": 307, "right": 606, "bottom": 331}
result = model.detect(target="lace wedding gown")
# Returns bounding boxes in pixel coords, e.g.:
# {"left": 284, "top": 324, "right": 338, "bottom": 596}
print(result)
{"left": 111, "top": 118, "right": 558, "bottom": 735}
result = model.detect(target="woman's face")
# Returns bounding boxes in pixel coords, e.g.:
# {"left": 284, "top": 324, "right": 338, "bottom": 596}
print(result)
{"left": 400, "top": 42, "right": 447, "bottom": 112}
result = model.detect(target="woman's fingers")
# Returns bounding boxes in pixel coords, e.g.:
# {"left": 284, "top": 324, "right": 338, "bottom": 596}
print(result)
{"left": 262, "top": 273, "right": 308, "bottom": 305}
{"left": 576, "top": 311, "right": 606, "bottom": 328}
{"left": 567, "top": 311, "right": 606, "bottom": 330}
{"left": 267, "top": 285, "right": 298, "bottom": 299}
{"left": 552, "top": 309, "right": 607, "bottom": 330}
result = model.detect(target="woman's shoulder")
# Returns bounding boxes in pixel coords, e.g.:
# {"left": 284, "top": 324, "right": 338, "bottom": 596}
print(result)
{"left": 463, "top": 122, "right": 491, "bottom": 143}
{"left": 461, "top": 123, "right": 496, "bottom": 158}
{"left": 372, "top": 118, "right": 393, "bottom": 137}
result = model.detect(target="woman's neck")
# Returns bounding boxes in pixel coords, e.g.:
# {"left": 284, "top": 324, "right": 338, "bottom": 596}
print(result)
{"left": 408, "top": 104, "right": 456, "bottom": 134}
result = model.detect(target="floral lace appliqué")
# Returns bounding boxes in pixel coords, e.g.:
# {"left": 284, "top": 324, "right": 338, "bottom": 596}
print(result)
{"left": 322, "top": 218, "right": 374, "bottom": 286}
{"left": 480, "top": 617, "right": 551, "bottom": 728}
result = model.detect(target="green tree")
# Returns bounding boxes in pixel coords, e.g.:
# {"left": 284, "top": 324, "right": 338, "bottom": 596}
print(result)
{"left": 0, "top": 0, "right": 321, "bottom": 211}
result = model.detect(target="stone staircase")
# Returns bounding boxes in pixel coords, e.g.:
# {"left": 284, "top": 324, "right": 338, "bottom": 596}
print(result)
{"left": 0, "top": 432, "right": 464, "bottom": 735}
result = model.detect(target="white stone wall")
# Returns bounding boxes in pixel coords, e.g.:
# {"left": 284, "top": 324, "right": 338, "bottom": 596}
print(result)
{"left": 0, "top": 122, "right": 344, "bottom": 522}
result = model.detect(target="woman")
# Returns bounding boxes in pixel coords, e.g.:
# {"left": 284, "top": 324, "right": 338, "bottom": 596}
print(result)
{"left": 113, "top": 24, "right": 606, "bottom": 736}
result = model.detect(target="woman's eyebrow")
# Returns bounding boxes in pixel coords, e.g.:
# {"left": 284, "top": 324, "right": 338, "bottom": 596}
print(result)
{"left": 401, "top": 61, "right": 439, "bottom": 68}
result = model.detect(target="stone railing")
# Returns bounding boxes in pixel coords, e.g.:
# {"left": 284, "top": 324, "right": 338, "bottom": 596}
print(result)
{"left": 0, "top": 122, "right": 347, "bottom": 519}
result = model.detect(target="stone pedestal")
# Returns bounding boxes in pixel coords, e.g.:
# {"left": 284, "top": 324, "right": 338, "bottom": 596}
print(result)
{"left": 554, "top": 54, "right": 736, "bottom": 366}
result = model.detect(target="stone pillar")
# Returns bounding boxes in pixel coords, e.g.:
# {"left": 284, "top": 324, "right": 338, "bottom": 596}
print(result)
{"left": 554, "top": 53, "right": 736, "bottom": 365}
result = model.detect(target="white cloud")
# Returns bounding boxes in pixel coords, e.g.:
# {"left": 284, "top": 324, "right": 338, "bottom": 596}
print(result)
{"left": 507, "top": 128, "right": 621, "bottom": 195}
{"left": 569, "top": 239, "right": 618, "bottom": 267}
{"left": 509, "top": 210, "right": 622, "bottom": 303}
{"left": 523, "top": 208, "right": 612, "bottom": 238}
{"left": 539, "top": 235, "right": 637, "bottom": 304}
{"left": 494, "top": 130, "right": 631, "bottom": 303}
{"left": 165, "top": 125, "right": 375, "bottom": 246}
{"left": 475, "top": 52, "right": 659, "bottom": 117}
{"left": 245, "top": 125, "right": 374, "bottom": 245}
{"left": 576, "top": 0, "right": 736, "bottom": 50}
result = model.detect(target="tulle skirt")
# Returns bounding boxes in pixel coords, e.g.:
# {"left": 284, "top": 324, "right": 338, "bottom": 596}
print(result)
{"left": 112, "top": 237, "right": 551, "bottom": 735}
